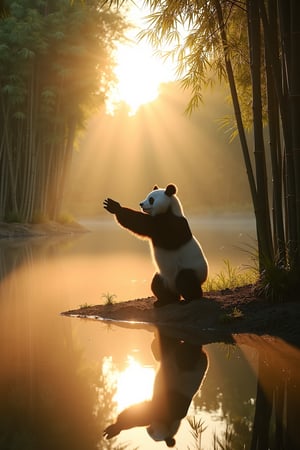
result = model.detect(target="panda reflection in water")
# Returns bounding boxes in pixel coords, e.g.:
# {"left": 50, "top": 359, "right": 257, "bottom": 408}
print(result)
{"left": 103, "top": 330, "right": 209, "bottom": 447}
{"left": 103, "top": 184, "right": 208, "bottom": 307}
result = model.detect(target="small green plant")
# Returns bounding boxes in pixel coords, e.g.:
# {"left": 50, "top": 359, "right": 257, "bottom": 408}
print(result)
{"left": 204, "top": 259, "right": 257, "bottom": 292}
{"left": 102, "top": 292, "right": 117, "bottom": 305}
{"left": 231, "top": 307, "right": 243, "bottom": 318}
{"left": 79, "top": 302, "right": 94, "bottom": 309}
{"left": 187, "top": 416, "right": 207, "bottom": 450}
{"left": 219, "top": 307, "right": 244, "bottom": 324}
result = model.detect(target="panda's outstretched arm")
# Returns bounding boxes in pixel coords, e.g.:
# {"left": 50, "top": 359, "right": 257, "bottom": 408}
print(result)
{"left": 103, "top": 401, "right": 153, "bottom": 439}
{"left": 104, "top": 198, "right": 153, "bottom": 238}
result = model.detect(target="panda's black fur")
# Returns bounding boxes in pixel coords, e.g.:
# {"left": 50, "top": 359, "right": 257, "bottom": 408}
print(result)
{"left": 115, "top": 207, "right": 192, "bottom": 249}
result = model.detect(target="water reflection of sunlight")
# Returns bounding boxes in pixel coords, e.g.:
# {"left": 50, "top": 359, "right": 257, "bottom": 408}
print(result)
{"left": 114, "top": 355, "right": 155, "bottom": 411}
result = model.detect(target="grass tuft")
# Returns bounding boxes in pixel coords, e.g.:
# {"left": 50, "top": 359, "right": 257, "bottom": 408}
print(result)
{"left": 219, "top": 307, "right": 244, "bottom": 324}
{"left": 256, "top": 263, "right": 300, "bottom": 302}
{"left": 102, "top": 292, "right": 117, "bottom": 305}
{"left": 79, "top": 302, "right": 94, "bottom": 309}
{"left": 204, "top": 259, "right": 257, "bottom": 292}
{"left": 187, "top": 416, "right": 207, "bottom": 449}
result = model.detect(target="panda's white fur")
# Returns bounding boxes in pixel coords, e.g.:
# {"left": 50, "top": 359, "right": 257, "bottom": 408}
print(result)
{"left": 140, "top": 185, "right": 208, "bottom": 292}
{"left": 140, "top": 185, "right": 183, "bottom": 217}
{"left": 154, "top": 238, "right": 208, "bottom": 292}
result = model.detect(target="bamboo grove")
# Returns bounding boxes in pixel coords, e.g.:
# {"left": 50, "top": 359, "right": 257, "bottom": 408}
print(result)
{"left": 0, "top": 0, "right": 126, "bottom": 223}
{"left": 135, "top": 0, "right": 300, "bottom": 298}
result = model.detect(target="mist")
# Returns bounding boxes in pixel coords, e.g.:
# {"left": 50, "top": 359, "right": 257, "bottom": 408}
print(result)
{"left": 64, "top": 81, "right": 252, "bottom": 217}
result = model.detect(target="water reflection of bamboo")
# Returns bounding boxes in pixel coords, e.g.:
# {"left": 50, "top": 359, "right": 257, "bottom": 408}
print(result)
{"left": 236, "top": 335, "right": 300, "bottom": 450}
{"left": 0, "top": 242, "right": 115, "bottom": 450}
{"left": 0, "top": 235, "right": 82, "bottom": 282}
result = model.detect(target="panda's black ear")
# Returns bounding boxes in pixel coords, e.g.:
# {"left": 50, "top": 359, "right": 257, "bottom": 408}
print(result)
{"left": 165, "top": 184, "right": 177, "bottom": 197}
{"left": 153, "top": 185, "right": 159, "bottom": 190}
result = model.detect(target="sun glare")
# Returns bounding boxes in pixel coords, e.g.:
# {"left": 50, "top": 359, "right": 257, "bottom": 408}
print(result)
{"left": 112, "top": 44, "right": 171, "bottom": 115}
{"left": 107, "top": 3, "right": 176, "bottom": 115}
{"left": 114, "top": 356, "right": 155, "bottom": 411}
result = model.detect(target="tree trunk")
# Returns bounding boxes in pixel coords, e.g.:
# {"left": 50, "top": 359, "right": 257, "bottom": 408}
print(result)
{"left": 247, "top": 0, "right": 274, "bottom": 269}
{"left": 214, "top": 0, "right": 257, "bottom": 205}
{"left": 262, "top": 0, "right": 286, "bottom": 263}
{"left": 1, "top": 101, "right": 19, "bottom": 217}
{"left": 55, "top": 116, "right": 77, "bottom": 219}
{"left": 277, "top": 0, "right": 298, "bottom": 267}
{"left": 289, "top": 0, "right": 300, "bottom": 267}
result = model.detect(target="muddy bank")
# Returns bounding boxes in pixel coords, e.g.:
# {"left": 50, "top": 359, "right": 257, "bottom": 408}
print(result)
{"left": 62, "top": 285, "right": 300, "bottom": 346}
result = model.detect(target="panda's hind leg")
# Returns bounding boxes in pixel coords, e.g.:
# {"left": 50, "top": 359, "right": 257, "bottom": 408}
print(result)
{"left": 151, "top": 273, "right": 180, "bottom": 308}
{"left": 176, "top": 269, "right": 203, "bottom": 303}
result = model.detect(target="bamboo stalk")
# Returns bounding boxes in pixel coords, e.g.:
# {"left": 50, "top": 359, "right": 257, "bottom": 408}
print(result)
{"left": 247, "top": 0, "right": 274, "bottom": 268}
{"left": 263, "top": 0, "right": 286, "bottom": 263}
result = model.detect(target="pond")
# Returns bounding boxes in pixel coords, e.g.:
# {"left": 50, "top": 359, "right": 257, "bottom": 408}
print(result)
{"left": 0, "top": 215, "right": 299, "bottom": 450}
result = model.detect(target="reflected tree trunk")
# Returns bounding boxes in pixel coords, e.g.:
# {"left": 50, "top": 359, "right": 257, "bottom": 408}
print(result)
{"left": 250, "top": 356, "right": 272, "bottom": 450}
{"left": 247, "top": 341, "right": 300, "bottom": 450}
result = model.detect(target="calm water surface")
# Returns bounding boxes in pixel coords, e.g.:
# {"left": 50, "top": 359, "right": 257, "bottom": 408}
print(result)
{"left": 0, "top": 215, "right": 299, "bottom": 449}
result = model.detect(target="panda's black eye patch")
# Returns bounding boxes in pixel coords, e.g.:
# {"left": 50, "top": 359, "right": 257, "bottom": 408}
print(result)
{"left": 149, "top": 197, "right": 154, "bottom": 205}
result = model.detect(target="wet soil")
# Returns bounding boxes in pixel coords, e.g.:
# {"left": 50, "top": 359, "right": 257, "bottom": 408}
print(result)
{"left": 63, "top": 285, "right": 300, "bottom": 347}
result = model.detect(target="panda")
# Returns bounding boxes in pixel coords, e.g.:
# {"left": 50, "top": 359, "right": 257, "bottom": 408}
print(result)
{"left": 103, "top": 183, "right": 208, "bottom": 307}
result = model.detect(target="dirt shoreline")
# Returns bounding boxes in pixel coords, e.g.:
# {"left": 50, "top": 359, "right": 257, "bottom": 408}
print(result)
{"left": 62, "top": 285, "right": 300, "bottom": 347}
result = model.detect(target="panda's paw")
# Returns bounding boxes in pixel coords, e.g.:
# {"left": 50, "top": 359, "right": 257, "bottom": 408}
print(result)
{"left": 103, "top": 198, "right": 121, "bottom": 214}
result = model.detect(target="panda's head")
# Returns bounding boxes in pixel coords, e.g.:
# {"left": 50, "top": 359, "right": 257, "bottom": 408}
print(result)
{"left": 139, "top": 184, "right": 183, "bottom": 217}
{"left": 147, "top": 420, "right": 180, "bottom": 447}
